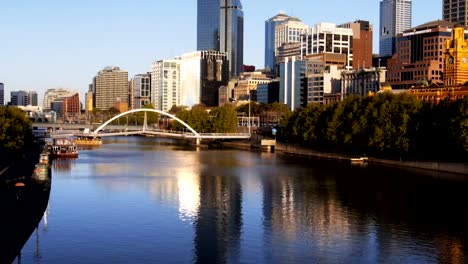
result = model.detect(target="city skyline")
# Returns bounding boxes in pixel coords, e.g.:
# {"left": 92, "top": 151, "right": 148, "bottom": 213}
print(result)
{"left": 1, "top": 0, "right": 440, "bottom": 103}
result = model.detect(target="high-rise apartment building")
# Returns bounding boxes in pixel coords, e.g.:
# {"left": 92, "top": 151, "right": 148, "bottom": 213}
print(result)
{"left": 152, "top": 60, "right": 181, "bottom": 112}
{"left": 93, "top": 66, "right": 129, "bottom": 111}
{"left": 339, "top": 20, "right": 373, "bottom": 69}
{"left": 197, "top": 0, "right": 220, "bottom": 51}
{"left": 379, "top": 0, "right": 412, "bottom": 57}
{"left": 443, "top": 0, "right": 468, "bottom": 26}
{"left": 0, "top": 83, "right": 4, "bottom": 106}
{"left": 300, "top": 23, "right": 354, "bottom": 69}
{"left": 133, "top": 73, "right": 151, "bottom": 109}
{"left": 220, "top": 0, "right": 244, "bottom": 77}
{"left": 265, "top": 13, "right": 291, "bottom": 70}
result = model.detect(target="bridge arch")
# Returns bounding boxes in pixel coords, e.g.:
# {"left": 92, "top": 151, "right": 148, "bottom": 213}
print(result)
{"left": 92, "top": 109, "right": 200, "bottom": 137}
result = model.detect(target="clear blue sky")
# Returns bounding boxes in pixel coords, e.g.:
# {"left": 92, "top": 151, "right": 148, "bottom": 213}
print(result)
{"left": 0, "top": 0, "right": 440, "bottom": 103}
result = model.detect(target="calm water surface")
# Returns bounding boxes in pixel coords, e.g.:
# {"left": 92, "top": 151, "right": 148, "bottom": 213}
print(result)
{"left": 16, "top": 137, "right": 467, "bottom": 264}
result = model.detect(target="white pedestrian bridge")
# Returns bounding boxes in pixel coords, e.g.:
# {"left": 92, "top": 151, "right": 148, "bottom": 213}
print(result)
{"left": 33, "top": 108, "right": 251, "bottom": 144}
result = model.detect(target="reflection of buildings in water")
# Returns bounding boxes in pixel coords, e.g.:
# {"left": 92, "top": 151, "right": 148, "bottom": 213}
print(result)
{"left": 42, "top": 203, "right": 50, "bottom": 231}
{"left": 262, "top": 172, "right": 352, "bottom": 249}
{"left": 52, "top": 158, "right": 77, "bottom": 172}
{"left": 194, "top": 172, "right": 243, "bottom": 264}
{"left": 178, "top": 171, "right": 200, "bottom": 221}
{"left": 148, "top": 177, "right": 178, "bottom": 203}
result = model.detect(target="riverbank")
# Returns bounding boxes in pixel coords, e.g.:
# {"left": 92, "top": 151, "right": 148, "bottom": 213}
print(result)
{"left": 221, "top": 140, "right": 468, "bottom": 177}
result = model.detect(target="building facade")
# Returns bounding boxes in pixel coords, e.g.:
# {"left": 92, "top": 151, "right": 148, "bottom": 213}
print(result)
{"left": 44, "top": 88, "right": 76, "bottom": 111}
{"left": 275, "top": 17, "right": 308, "bottom": 70}
{"left": 29, "top": 91, "right": 38, "bottom": 106}
{"left": 379, "top": 0, "right": 412, "bottom": 57}
{"left": 265, "top": 13, "right": 290, "bottom": 70}
{"left": 133, "top": 73, "right": 151, "bottom": 109}
{"left": 306, "top": 62, "right": 342, "bottom": 104}
{"left": 10, "top": 91, "right": 28, "bottom": 106}
{"left": 220, "top": 0, "right": 244, "bottom": 77}
{"left": 62, "top": 92, "right": 81, "bottom": 115}
{"left": 152, "top": 60, "right": 181, "bottom": 112}
{"left": 300, "top": 23, "right": 354, "bottom": 69}
{"left": 233, "top": 72, "right": 272, "bottom": 101}
{"left": 443, "top": 0, "right": 468, "bottom": 26}
{"left": 0, "top": 83, "right": 3, "bottom": 106}
{"left": 257, "top": 81, "right": 280, "bottom": 104}
{"left": 341, "top": 68, "right": 387, "bottom": 98}
{"left": 445, "top": 24, "right": 468, "bottom": 85}
{"left": 339, "top": 20, "right": 373, "bottom": 69}
{"left": 93, "top": 66, "right": 129, "bottom": 111}
{"left": 387, "top": 20, "right": 454, "bottom": 89}
{"left": 197, "top": 0, "right": 220, "bottom": 51}
{"left": 280, "top": 57, "right": 307, "bottom": 110}
{"left": 85, "top": 91, "right": 93, "bottom": 113}
{"left": 199, "top": 51, "right": 230, "bottom": 106}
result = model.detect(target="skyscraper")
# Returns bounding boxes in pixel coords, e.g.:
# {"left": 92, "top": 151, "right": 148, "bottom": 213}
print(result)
{"left": 443, "top": 0, "right": 468, "bottom": 26}
{"left": 220, "top": 0, "right": 244, "bottom": 77}
{"left": 93, "top": 66, "right": 129, "bottom": 110}
{"left": 265, "top": 13, "right": 290, "bottom": 70}
{"left": 0, "top": 83, "right": 4, "bottom": 106}
{"left": 379, "top": 0, "right": 412, "bottom": 57}
{"left": 151, "top": 60, "right": 181, "bottom": 112}
{"left": 197, "top": 0, "right": 220, "bottom": 51}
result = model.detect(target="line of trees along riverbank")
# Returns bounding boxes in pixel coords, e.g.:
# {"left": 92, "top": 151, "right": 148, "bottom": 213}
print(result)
{"left": 0, "top": 107, "right": 33, "bottom": 160}
{"left": 278, "top": 93, "right": 468, "bottom": 162}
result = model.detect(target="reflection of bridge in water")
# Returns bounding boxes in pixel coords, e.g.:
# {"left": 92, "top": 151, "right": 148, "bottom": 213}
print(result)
{"left": 33, "top": 109, "right": 251, "bottom": 145}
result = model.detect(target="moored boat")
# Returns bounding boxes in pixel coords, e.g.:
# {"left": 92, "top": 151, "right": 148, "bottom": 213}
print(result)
{"left": 48, "top": 138, "right": 78, "bottom": 158}
{"left": 74, "top": 136, "right": 102, "bottom": 146}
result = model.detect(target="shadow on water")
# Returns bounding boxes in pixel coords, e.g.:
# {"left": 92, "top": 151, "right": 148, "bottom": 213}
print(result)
{"left": 0, "top": 174, "right": 51, "bottom": 264}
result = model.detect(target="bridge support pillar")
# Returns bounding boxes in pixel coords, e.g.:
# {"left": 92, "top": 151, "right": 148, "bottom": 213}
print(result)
{"left": 196, "top": 138, "right": 201, "bottom": 146}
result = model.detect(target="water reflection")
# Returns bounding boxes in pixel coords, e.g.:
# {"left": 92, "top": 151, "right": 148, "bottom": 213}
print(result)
{"left": 14, "top": 138, "right": 466, "bottom": 264}
{"left": 193, "top": 153, "right": 243, "bottom": 264}
{"left": 260, "top": 158, "right": 467, "bottom": 263}
{"left": 52, "top": 158, "right": 76, "bottom": 172}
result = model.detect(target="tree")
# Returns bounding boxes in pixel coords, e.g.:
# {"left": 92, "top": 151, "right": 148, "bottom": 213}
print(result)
{"left": 0, "top": 107, "right": 33, "bottom": 155}
{"left": 210, "top": 105, "right": 238, "bottom": 133}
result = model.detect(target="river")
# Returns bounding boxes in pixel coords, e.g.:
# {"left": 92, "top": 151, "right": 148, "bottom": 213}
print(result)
{"left": 13, "top": 136, "right": 467, "bottom": 263}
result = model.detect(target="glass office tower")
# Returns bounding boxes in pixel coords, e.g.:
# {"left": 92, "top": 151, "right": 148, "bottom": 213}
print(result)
{"left": 379, "top": 0, "right": 412, "bottom": 57}
{"left": 220, "top": 0, "right": 244, "bottom": 77}
{"left": 197, "top": 0, "right": 220, "bottom": 51}
{"left": 264, "top": 13, "right": 290, "bottom": 70}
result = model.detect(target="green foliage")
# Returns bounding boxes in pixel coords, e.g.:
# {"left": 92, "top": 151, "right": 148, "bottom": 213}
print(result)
{"left": 172, "top": 104, "right": 237, "bottom": 133}
{"left": 0, "top": 107, "right": 33, "bottom": 155}
{"left": 278, "top": 93, "right": 468, "bottom": 161}
{"left": 136, "top": 103, "right": 159, "bottom": 125}
{"left": 168, "top": 105, "right": 188, "bottom": 115}
{"left": 210, "top": 105, "right": 238, "bottom": 133}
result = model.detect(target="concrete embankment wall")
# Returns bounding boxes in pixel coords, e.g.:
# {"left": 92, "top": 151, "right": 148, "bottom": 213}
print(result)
{"left": 223, "top": 141, "right": 468, "bottom": 176}
{"left": 276, "top": 142, "right": 468, "bottom": 176}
